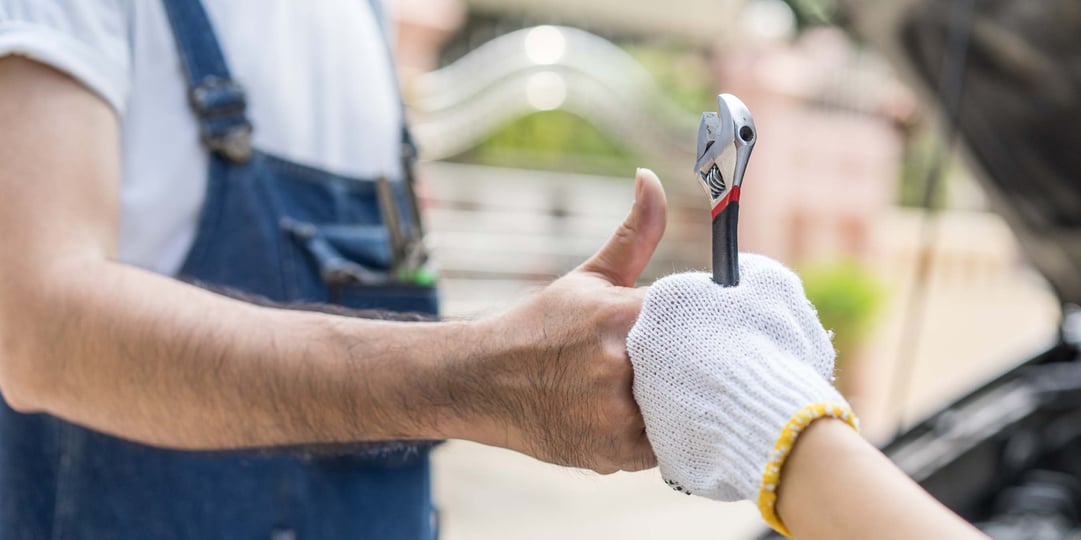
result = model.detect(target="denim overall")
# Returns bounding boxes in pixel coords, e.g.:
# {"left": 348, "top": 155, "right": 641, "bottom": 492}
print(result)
{"left": 0, "top": 0, "right": 440, "bottom": 538}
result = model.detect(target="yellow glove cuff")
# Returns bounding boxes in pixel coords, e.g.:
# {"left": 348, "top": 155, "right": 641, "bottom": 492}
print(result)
{"left": 757, "top": 402, "right": 860, "bottom": 537}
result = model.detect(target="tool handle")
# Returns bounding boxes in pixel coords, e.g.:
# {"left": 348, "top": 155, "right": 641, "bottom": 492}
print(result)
{"left": 711, "top": 201, "right": 740, "bottom": 286}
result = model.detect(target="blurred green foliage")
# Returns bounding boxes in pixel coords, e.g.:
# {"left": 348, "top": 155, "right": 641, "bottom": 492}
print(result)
{"left": 455, "top": 110, "right": 641, "bottom": 175}
{"left": 801, "top": 261, "right": 884, "bottom": 366}
{"left": 624, "top": 44, "right": 714, "bottom": 116}
{"left": 781, "top": 0, "right": 840, "bottom": 27}
{"left": 898, "top": 127, "right": 958, "bottom": 208}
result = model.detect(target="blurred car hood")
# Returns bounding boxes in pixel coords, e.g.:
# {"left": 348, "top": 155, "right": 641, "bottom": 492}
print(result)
{"left": 843, "top": 0, "right": 1081, "bottom": 304}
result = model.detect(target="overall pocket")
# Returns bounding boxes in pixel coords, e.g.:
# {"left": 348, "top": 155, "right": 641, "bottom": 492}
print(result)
{"left": 264, "top": 153, "right": 439, "bottom": 315}
{"left": 280, "top": 217, "right": 439, "bottom": 314}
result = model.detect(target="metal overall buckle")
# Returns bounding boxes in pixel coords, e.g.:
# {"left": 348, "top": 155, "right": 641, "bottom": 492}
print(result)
{"left": 190, "top": 77, "right": 253, "bottom": 163}
{"left": 375, "top": 174, "right": 434, "bottom": 287}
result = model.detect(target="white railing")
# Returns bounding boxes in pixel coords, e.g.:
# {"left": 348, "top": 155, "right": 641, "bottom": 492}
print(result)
{"left": 410, "top": 26, "right": 699, "bottom": 180}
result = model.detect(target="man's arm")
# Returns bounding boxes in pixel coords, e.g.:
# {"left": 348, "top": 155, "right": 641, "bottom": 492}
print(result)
{"left": 776, "top": 419, "right": 986, "bottom": 539}
{"left": 0, "top": 56, "right": 662, "bottom": 473}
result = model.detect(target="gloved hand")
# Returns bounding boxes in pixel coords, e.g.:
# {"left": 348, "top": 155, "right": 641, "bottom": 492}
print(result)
{"left": 627, "top": 254, "right": 859, "bottom": 536}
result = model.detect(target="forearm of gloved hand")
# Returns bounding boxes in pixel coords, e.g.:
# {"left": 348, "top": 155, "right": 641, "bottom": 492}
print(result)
{"left": 628, "top": 254, "right": 982, "bottom": 538}
{"left": 777, "top": 418, "right": 985, "bottom": 540}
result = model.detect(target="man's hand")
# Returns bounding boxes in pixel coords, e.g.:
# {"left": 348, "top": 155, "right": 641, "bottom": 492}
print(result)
{"left": 452, "top": 169, "right": 667, "bottom": 474}
{"left": 0, "top": 56, "right": 665, "bottom": 465}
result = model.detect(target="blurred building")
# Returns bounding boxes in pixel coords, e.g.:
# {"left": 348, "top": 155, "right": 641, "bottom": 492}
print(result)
{"left": 716, "top": 27, "right": 911, "bottom": 266}
{"left": 438, "top": 0, "right": 742, "bottom": 45}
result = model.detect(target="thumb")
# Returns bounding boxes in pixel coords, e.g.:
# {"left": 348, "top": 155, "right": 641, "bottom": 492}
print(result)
{"left": 578, "top": 168, "right": 667, "bottom": 287}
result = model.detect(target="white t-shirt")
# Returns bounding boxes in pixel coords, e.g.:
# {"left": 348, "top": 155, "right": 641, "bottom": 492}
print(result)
{"left": 0, "top": 0, "right": 403, "bottom": 276}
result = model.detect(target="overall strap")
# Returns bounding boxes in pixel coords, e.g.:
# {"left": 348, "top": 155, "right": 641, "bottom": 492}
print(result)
{"left": 365, "top": 0, "right": 420, "bottom": 169}
{"left": 365, "top": 0, "right": 428, "bottom": 273}
{"left": 161, "top": 0, "right": 253, "bottom": 163}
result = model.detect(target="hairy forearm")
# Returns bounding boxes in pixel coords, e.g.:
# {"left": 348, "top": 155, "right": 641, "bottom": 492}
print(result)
{"left": 0, "top": 57, "right": 658, "bottom": 473}
{"left": 775, "top": 419, "right": 986, "bottom": 540}
{"left": 1, "top": 258, "right": 482, "bottom": 450}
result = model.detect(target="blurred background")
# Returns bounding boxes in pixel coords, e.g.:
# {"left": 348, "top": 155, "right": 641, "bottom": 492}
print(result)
{"left": 386, "top": 0, "right": 1062, "bottom": 537}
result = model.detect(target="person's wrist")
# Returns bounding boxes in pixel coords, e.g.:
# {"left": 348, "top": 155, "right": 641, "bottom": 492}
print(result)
{"left": 752, "top": 372, "right": 858, "bottom": 536}
{"left": 328, "top": 315, "right": 503, "bottom": 444}
{"left": 421, "top": 316, "right": 519, "bottom": 446}
{"left": 774, "top": 418, "right": 866, "bottom": 530}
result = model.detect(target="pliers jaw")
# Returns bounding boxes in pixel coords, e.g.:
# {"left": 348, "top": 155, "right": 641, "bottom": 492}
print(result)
{"left": 695, "top": 94, "right": 756, "bottom": 286}
{"left": 695, "top": 94, "right": 756, "bottom": 219}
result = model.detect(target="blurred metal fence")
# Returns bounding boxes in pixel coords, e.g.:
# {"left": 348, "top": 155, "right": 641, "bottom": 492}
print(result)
{"left": 408, "top": 26, "right": 714, "bottom": 315}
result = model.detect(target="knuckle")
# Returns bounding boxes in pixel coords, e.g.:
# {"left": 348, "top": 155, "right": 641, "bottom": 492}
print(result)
{"left": 616, "top": 450, "right": 656, "bottom": 472}
{"left": 597, "top": 293, "right": 640, "bottom": 323}
{"left": 594, "top": 464, "right": 619, "bottom": 476}
{"left": 617, "top": 397, "right": 642, "bottom": 425}
{"left": 590, "top": 348, "right": 632, "bottom": 386}
{"left": 600, "top": 392, "right": 637, "bottom": 426}
{"left": 624, "top": 441, "right": 657, "bottom": 472}
{"left": 633, "top": 454, "right": 659, "bottom": 472}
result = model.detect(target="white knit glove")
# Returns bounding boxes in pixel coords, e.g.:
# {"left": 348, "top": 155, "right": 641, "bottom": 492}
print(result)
{"left": 627, "top": 254, "right": 858, "bottom": 536}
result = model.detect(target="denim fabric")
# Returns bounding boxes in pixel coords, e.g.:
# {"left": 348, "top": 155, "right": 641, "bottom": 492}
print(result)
{"left": 0, "top": 0, "right": 439, "bottom": 538}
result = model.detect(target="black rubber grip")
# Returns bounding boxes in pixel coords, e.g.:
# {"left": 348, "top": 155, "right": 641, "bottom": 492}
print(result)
{"left": 711, "top": 201, "right": 740, "bottom": 286}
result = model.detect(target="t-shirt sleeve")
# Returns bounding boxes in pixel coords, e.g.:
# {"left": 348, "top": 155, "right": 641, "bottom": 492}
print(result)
{"left": 0, "top": 0, "right": 131, "bottom": 115}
